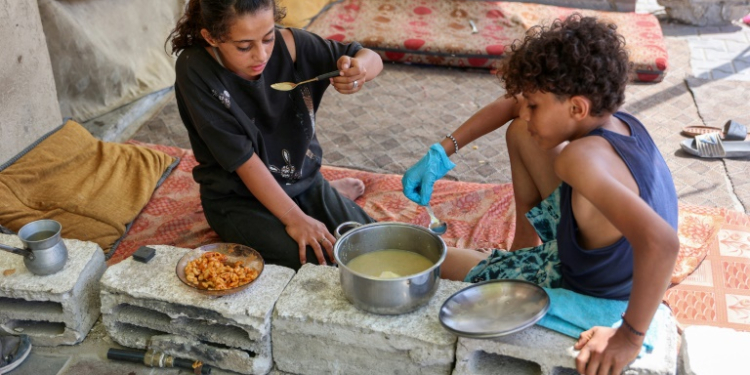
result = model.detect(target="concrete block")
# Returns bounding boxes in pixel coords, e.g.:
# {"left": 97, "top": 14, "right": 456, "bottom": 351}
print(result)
{"left": 503, "top": 0, "right": 635, "bottom": 12}
{"left": 100, "top": 245, "right": 295, "bottom": 375}
{"left": 273, "top": 264, "right": 470, "bottom": 375}
{"left": 269, "top": 368, "right": 296, "bottom": 375}
{"left": 453, "top": 313, "right": 679, "bottom": 375}
{"left": 0, "top": 234, "right": 106, "bottom": 346}
{"left": 679, "top": 326, "right": 750, "bottom": 375}
{"left": 658, "top": 0, "right": 750, "bottom": 26}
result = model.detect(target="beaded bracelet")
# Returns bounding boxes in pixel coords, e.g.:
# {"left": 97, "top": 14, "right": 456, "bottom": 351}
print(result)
{"left": 445, "top": 134, "right": 460, "bottom": 155}
{"left": 620, "top": 313, "right": 645, "bottom": 337}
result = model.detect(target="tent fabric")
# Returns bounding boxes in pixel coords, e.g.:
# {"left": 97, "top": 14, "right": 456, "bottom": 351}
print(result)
{"left": 37, "top": 0, "right": 186, "bottom": 122}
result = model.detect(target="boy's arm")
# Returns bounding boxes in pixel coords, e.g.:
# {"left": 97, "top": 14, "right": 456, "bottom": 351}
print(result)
{"left": 438, "top": 95, "right": 522, "bottom": 156}
{"left": 402, "top": 95, "right": 523, "bottom": 205}
{"left": 554, "top": 139, "right": 679, "bottom": 373}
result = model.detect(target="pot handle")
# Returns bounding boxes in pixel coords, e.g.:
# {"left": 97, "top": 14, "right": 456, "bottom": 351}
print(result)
{"left": 0, "top": 243, "right": 35, "bottom": 260}
{"left": 334, "top": 221, "right": 362, "bottom": 239}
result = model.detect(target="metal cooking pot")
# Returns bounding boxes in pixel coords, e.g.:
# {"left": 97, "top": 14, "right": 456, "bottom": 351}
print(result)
{"left": 0, "top": 219, "right": 68, "bottom": 276}
{"left": 334, "top": 221, "right": 447, "bottom": 315}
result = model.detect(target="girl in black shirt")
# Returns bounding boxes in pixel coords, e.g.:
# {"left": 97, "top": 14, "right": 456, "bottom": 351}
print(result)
{"left": 167, "top": 0, "right": 383, "bottom": 269}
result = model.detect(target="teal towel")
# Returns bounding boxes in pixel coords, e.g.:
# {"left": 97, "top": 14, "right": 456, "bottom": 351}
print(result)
{"left": 536, "top": 288, "right": 671, "bottom": 355}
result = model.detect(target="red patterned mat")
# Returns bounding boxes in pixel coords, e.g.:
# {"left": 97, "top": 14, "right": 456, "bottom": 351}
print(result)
{"left": 111, "top": 142, "right": 516, "bottom": 264}
{"left": 116, "top": 142, "right": 749, "bottom": 331}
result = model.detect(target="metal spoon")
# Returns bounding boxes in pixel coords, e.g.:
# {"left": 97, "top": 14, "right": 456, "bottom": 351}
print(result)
{"left": 270, "top": 70, "right": 342, "bottom": 91}
{"left": 425, "top": 204, "right": 447, "bottom": 235}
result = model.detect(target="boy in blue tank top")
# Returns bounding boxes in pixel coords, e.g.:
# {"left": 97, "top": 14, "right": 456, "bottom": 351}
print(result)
{"left": 402, "top": 14, "right": 679, "bottom": 375}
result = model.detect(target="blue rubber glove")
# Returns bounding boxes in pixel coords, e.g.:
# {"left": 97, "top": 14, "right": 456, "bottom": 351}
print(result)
{"left": 402, "top": 143, "right": 456, "bottom": 206}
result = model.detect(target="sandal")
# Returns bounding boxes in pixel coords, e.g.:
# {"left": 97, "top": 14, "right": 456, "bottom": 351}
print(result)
{"left": 681, "top": 120, "right": 748, "bottom": 140}
{"left": 0, "top": 335, "right": 31, "bottom": 374}
{"left": 681, "top": 132, "right": 750, "bottom": 158}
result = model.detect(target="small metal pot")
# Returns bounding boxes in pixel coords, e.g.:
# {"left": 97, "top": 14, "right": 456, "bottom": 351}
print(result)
{"left": 0, "top": 219, "right": 68, "bottom": 276}
{"left": 334, "top": 221, "right": 446, "bottom": 315}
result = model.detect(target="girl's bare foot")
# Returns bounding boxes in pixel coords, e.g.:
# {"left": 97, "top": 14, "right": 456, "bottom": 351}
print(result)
{"left": 475, "top": 248, "right": 494, "bottom": 255}
{"left": 330, "top": 178, "right": 365, "bottom": 200}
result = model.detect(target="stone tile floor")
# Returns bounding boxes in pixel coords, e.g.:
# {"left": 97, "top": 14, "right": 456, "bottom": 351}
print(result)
{"left": 12, "top": 11, "right": 750, "bottom": 375}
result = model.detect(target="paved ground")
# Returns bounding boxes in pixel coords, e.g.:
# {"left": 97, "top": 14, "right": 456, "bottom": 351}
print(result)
{"left": 11, "top": 7, "right": 750, "bottom": 375}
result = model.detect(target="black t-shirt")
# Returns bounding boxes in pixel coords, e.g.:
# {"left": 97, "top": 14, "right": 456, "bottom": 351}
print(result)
{"left": 174, "top": 28, "right": 362, "bottom": 200}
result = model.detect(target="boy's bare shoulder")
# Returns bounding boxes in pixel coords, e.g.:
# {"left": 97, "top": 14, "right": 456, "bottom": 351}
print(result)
{"left": 555, "top": 134, "right": 640, "bottom": 204}
{"left": 554, "top": 136, "right": 618, "bottom": 177}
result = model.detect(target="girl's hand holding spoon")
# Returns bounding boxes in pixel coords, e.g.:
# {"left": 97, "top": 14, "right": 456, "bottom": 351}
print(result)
{"left": 331, "top": 55, "right": 367, "bottom": 94}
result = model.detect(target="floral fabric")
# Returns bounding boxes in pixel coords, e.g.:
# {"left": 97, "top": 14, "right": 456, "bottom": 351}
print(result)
{"left": 306, "top": 0, "right": 668, "bottom": 82}
{"left": 113, "top": 142, "right": 747, "bottom": 332}
{"left": 665, "top": 208, "right": 750, "bottom": 332}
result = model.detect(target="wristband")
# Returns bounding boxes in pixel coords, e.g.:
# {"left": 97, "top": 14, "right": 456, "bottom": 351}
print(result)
{"left": 620, "top": 313, "right": 645, "bottom": 337}
{"left": 280, "top": 204, "right": 296, "bottom": 219}
{"left": 445, "top": 134, "right": 459, "bottom": 155}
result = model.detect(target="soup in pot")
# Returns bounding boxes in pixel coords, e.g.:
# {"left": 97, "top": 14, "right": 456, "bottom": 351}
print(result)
{"left": 346, "top": 249, "right": 434, "bottom": 278}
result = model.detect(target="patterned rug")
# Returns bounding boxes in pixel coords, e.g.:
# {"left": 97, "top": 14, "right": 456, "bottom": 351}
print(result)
{"left": 665, "top": 209, "right": 750, "bottom": 331}
{"left": 115, "top": 142, "right": 750, "bottom": 331}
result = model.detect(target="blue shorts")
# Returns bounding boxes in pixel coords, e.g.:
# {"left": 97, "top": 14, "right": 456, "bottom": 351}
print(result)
{"left": 464, "top": 185, "right": 563, "bottom": 288}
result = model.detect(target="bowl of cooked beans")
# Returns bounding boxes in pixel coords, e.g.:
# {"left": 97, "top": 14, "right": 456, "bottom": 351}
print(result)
{"left": 175, "top": 243, "right": 264, "bottom": 297}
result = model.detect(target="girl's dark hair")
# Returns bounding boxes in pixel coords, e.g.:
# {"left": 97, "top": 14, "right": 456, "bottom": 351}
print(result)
{"left": 500, "top": 14, "right": 631, "bottom": 116}
{"left": 166, "top": 0, "right": 286, "bottom": 55}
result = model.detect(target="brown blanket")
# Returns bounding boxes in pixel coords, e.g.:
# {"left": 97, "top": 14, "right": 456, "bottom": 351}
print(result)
{"left": 0, "top": 121, "right": 175, "bottom": 253}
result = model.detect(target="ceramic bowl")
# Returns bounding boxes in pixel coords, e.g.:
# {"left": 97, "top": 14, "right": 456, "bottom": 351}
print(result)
{"left": 176, "top": 243, "right": 264, "bottom": 297}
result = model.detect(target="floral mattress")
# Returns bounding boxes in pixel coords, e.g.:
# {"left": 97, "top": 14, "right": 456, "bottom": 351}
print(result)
{"left": 306, "top": 0, "right": 668, "bottom": 82}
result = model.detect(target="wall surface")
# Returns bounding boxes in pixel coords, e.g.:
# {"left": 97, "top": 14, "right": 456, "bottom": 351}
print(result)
{"left": 0, "top": 0, "right": 62, "bottom": 165}
{"left": 658, "top": 0, "right": 750, "bottom": 26}
{"left": 504, "top": 0, "right": 637, "bottom": 11}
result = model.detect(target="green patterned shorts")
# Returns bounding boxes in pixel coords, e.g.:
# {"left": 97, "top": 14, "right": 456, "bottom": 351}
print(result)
{"left": 464, "top": 185, "right": 563, "bottom": 287}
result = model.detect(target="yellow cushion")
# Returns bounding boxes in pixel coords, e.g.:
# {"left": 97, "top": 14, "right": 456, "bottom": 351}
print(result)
{"left": 0, "top": 120, "right": 176, "bottom": 254}
{"left": 277, "top": 0, "right": 337, "bottom": 29}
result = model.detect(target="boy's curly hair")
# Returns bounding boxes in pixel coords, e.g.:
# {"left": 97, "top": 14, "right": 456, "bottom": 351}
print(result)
{"left": 500, "top": 14, "right": 630, "bottom": 116}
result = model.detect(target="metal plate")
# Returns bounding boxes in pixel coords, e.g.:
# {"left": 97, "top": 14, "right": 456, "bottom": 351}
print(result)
{"left": 439, "top": 279, "right": 550, "bottom": 338}
{"left": 175, "top": 243, "right": 264, "bottom": 297}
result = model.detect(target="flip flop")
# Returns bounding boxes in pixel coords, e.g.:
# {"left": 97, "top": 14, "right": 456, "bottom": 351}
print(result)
{"left": 681, "top": 120, "right": 748, "bottom": 140}
{"left": 680, "top": 132, "right": 750, "bottom": 158}
{"left": 681, "top": 126, "right": 722, "bottom": 137}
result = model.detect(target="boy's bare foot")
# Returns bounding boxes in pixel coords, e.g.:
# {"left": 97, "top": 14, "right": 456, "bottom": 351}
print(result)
{"left": 330, "top": 178, "right": 365, "bottom": 200}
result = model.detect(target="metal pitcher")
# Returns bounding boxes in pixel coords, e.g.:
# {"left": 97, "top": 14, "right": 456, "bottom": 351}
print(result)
{"left": 0, "top": 219, "right": 68, "bottom": 275}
